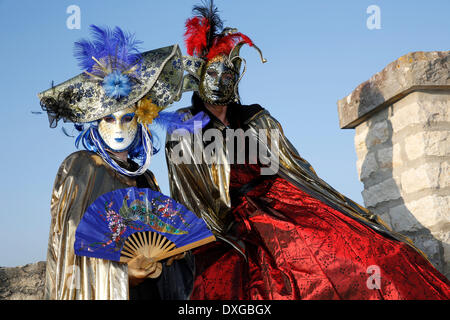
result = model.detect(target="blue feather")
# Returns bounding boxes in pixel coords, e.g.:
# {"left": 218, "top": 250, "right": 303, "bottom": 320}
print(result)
{"left": 74, "top": 38, "right": 97, "bottom": 71}
{"left": 74, "top": 25, "right": 142, "bottom": 75}
{"left": 113, "top": 27, "right": 142, "bottom": 66}
{"left": 153, "top": 111, "right": 210, "bottom": 134}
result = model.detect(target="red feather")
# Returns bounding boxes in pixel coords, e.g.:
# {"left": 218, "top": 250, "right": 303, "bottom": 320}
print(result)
{"left": 184, "top": 17, "right": 210, "bottom": 57}
{"left": 206, "top": 32, "right": 253, "bottom": 61}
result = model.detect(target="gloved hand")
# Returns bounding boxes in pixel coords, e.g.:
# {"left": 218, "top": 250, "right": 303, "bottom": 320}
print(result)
{"left": 128, "top": 254, "right": 162, "bottom": 286}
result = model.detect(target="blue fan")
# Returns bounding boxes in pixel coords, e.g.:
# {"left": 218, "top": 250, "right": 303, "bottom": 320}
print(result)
{"left": 74, "top": 187, "right": 215, "bottom": 263}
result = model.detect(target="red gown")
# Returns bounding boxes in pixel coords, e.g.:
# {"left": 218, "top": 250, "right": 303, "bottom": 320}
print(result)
{"left": 191, "top": 163, "right": 450, "bottom": 300}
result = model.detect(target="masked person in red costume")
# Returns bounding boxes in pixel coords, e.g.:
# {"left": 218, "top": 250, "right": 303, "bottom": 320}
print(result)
{"left": 165, "top": 0, "right": 450, "bottom": 299}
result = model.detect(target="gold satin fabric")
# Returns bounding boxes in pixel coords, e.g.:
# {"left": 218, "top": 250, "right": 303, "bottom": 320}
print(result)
{"left": 45, "top": 151, "right": 159, "bottom": 300}
{"left": 165, "top": 108, "right": 428, "bottom": 259}
{"left": 166, "top": 108, "right": 231, "bottom": 239}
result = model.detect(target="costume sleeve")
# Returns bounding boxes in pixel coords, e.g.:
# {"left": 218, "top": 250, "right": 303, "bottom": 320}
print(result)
{"left": 44, "top": 152, "right": 129, "bottom": 300}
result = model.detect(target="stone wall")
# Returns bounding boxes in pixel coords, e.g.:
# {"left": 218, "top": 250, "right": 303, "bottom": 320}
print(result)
{"left": 337, "top": 51, "right": 450, "bottom": 278}
{"left": 0, "top": 262, "right": 46, "bottom": 300}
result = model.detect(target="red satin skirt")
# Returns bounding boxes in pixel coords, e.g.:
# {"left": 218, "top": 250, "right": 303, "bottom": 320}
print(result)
{"left": 191, "top": 164, "right": 450, "bottom": 300}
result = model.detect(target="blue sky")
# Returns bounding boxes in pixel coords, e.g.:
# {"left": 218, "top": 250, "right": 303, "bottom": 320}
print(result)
{"left": 0, "top": 0, "right": 449, "bottom": 267}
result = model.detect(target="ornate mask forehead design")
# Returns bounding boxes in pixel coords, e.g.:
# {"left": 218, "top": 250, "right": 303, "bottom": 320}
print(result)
{"left": 181, "top": 0, "right": 266, "bottom": 104}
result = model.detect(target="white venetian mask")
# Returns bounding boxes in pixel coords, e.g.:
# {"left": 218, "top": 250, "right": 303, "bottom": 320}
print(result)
{"left": 98, "top": 106, "right": 138, "bottom": 152}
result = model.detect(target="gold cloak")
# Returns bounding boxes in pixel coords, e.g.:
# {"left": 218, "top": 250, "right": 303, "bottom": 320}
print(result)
{"left": 44, "top": 151, "right": 159, "bottom": 300}
{"left": 165, "top": 106, "right": 426, "bottom": 259}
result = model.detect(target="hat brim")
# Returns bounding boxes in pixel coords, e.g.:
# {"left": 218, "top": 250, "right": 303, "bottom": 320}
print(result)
{"left": 38, "top": 45, "right": 183, "bottom": 124}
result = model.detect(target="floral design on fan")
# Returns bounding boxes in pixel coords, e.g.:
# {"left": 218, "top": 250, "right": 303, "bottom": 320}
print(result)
{"left": 105, "top": 208, "right": 126, "bottom": 243}
{"left": 98, "top": 201, "right": 145, "bottom": 250}
{"left": 152, "top": 197, "right": 191, "bottom": 228}
{"left": 121, "top": 192, "right": 189, "bottom": 234}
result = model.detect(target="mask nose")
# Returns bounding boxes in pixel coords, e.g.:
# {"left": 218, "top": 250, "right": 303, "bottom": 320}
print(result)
{"left": 210, "top": 75, "right": 220, "bottom": 88}
{"left": 218, "top": 76, "right": 226, "bottom": 87}
{"left": 113, "top": 121, "right": 125, "bottom": 134}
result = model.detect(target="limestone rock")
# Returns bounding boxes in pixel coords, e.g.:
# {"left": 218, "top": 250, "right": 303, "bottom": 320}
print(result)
{"left": 338, "top": 51, "right": 450, "bottom": 129}
{"left": 366, "top": 120, "right": 390, "bottom": 148}
{"left": 405, "top": 131, "right": 450, "bottom": 160}
{"left": 389, "top": 204, "right": 422, "bottom": 232}
{"left": 0, "top": 262, "right": 46, "bottom": 300}
{"left": 362, "top": 178, "right": 401, "bottom": 208}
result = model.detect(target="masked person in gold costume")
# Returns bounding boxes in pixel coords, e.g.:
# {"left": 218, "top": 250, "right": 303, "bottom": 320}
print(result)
{"left": 39, "top": 25, "right": 195, "bottom": 300}
{"left": 165, "top": 1, "right": 450, "bottom": 299}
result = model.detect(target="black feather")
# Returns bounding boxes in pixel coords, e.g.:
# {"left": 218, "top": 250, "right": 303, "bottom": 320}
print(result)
{"left": 192, "top": 0, "right": 224, "bottom": 55}
{"left": 40, "top": 87, "right": 82, "bottom": 128}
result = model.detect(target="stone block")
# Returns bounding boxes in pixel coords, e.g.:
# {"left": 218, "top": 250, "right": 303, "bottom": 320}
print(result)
{"left": 400, "top": 162, "right": 449, "bottom": 194}
{"left": 362, "top": 178, "right": 401, "bottom": 208}
{"left": 366, "top": 121, "right": 390, "bottom": 148}
{"left": 389, "top": 204, "right": 422, "bottom": 232}
{"left": 405, "top": 131, "right": 450, "bottom": 160}
{"left": 354, "top": 124, "right": 369, "bottom": 159}
{"left": 390, "top": 96, "right": 421, "bottom": 133}
{"left": 405, "top": 195, "right": 450, "bottom": 233}
{"left": 359, "top": 152, "right": 378, "bottom": 181}
{"left": 442, "top": 240, "right": 450, "bottom": 278}
{"left": 404, "top": 132, "right": 425, "bottom": 161}
{"left": 416, "top": 91, "right": 450, "bottom": 125}
{"left": 439, "top": 161, "right": 450, "bottom": 189}
{"left": 400, "top": 165, "right": 433, "bottom": 194}
{"left": 337, "top": 51, "right": 450, "bottom": 129}
{"left": 377, "top": 147, "right": 393, "bottom": 169}
{"left": 420, "top": 238, "right": 442, "bottom": 266}
{"left": 391, "top": 91, "right": 450, "bottom": 133}
{"left": 423, "top": 131, "right": 450, "bottom": 157}
{"left": 392, "top": 143, "right": 403, "bottom": 168}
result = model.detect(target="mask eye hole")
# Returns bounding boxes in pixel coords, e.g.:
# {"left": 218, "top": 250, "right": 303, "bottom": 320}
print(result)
{"left": 222, "top": 72, "right": 234, "bottom": 81}
{"left": 207, "top": 70, "right": 218, "bottom": 78}
{"left": 103, "top": 115, "right": 115, "bottom": 123}
{"left": 121, "top": 113, "right": 135, "bottom": 124}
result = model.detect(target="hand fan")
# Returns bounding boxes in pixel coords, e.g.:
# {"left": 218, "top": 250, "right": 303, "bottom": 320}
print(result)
{"left": 74, "top": 187, "right": 215, "bottom": 263}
